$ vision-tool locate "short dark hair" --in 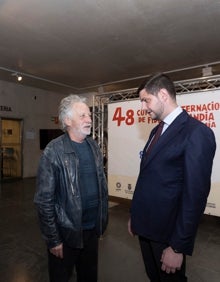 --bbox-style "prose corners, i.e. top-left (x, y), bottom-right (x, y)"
top-left (138, 73), bottom-right (176, 100)
top-left (137, 78), bottom-right (149, 95)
